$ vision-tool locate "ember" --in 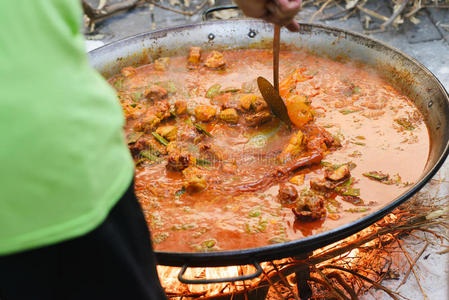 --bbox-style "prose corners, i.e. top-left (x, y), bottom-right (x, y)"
top-left (157, 183), bottom-right (449, 299)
